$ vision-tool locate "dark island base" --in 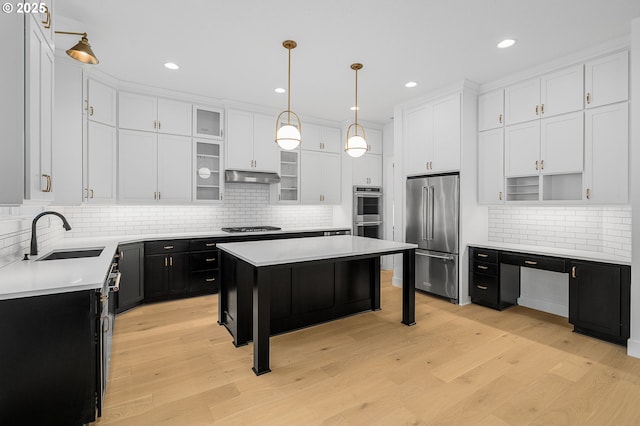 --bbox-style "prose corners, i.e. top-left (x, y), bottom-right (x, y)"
top-left (219, 254), bottom-right (381, 346)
